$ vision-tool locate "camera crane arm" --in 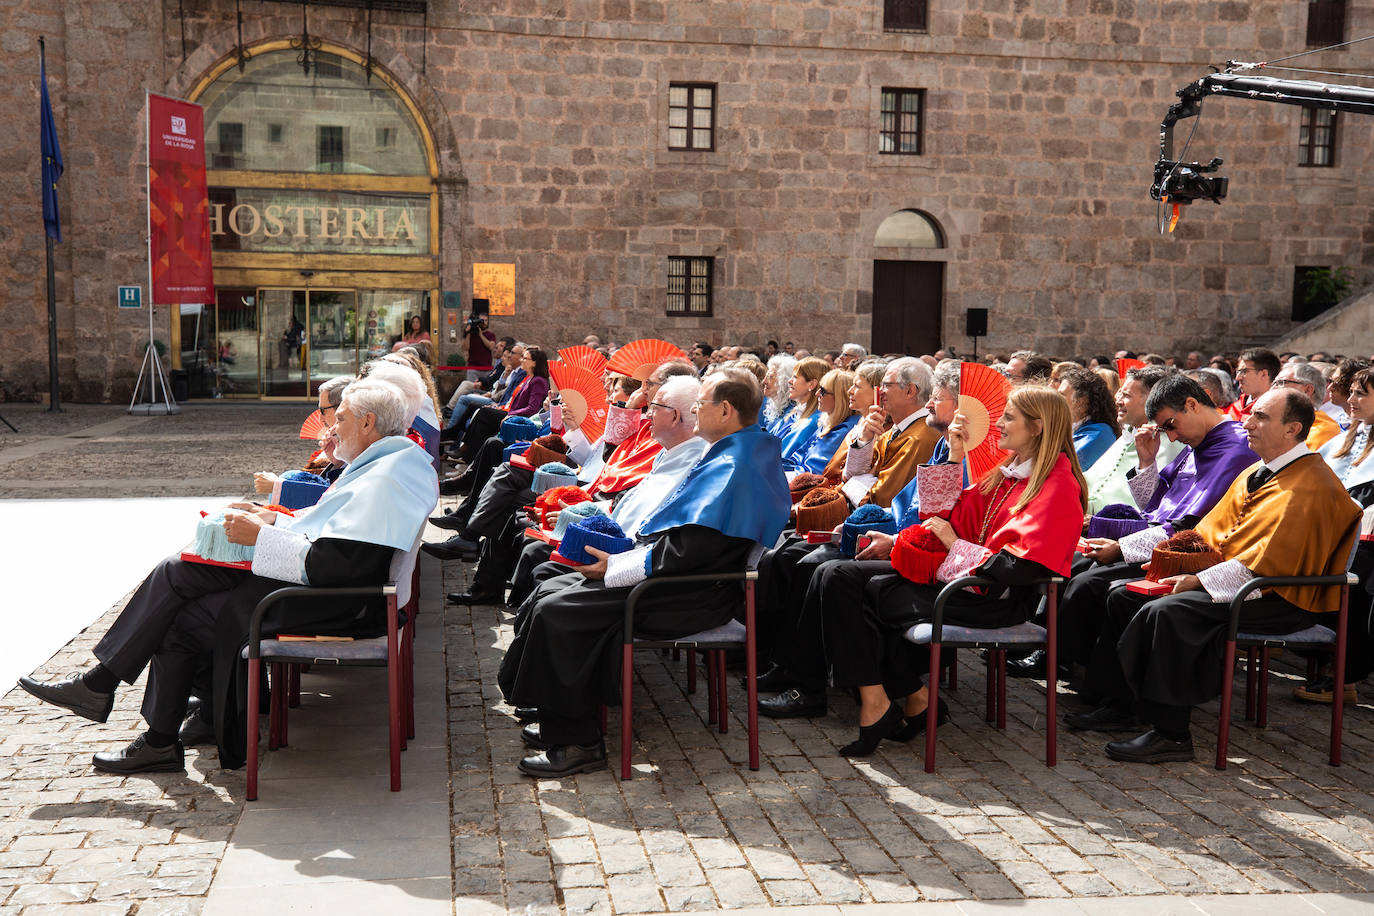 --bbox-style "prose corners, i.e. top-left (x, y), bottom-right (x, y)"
top-left (1152, 70), bottom-right (1374, 219)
